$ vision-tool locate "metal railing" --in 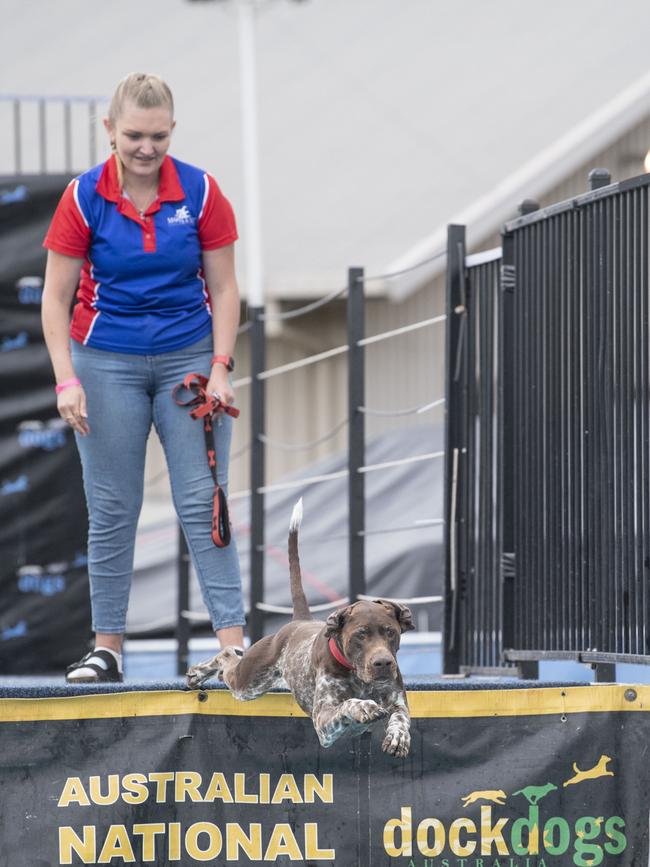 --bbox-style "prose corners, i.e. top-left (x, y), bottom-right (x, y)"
top-left (444, 169), bottom-right (650, 678)
top-left (444, 238), bottom-right (506, 674)
top-left (505, 171), bottom-right (650, 671)
top-left (0, 94), bottom-right (108, 175)
top-left (241, 266), bottom-right (447, 645)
